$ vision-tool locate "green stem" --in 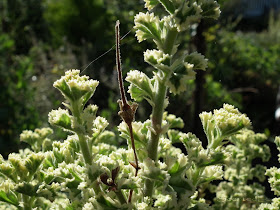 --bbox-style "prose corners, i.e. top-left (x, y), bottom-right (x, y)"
top-left (162, 28), bottom-right (178, 55)
top-left (77, 133), bottom-right (92, 165)
top-left (115, 190), bottom-right (127, 205)
top-left (192, 167), bottom-right (204, 187)
top-left (71, 101), bottom-right (92, 164)
top-left (72, 101), bottom-right (82, 124)
top-left (143, 28), bottom-right (178, 197)
top-left (22, 195), bottom-right (32, 210)
top-left (144, 80), bottom-right (167, 196)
